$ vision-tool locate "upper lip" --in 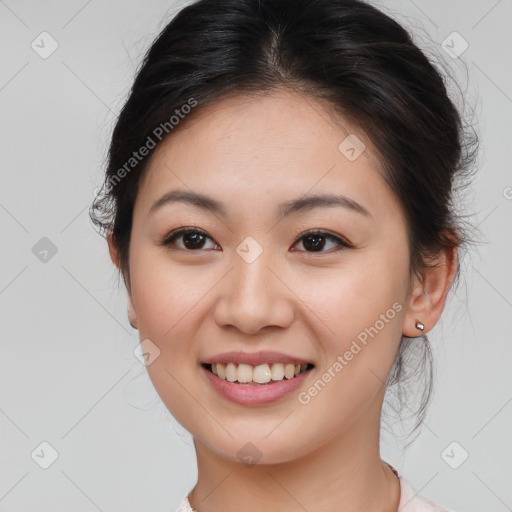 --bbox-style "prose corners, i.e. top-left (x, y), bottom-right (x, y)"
top-left (203, 351), bottom-right (314, 367)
